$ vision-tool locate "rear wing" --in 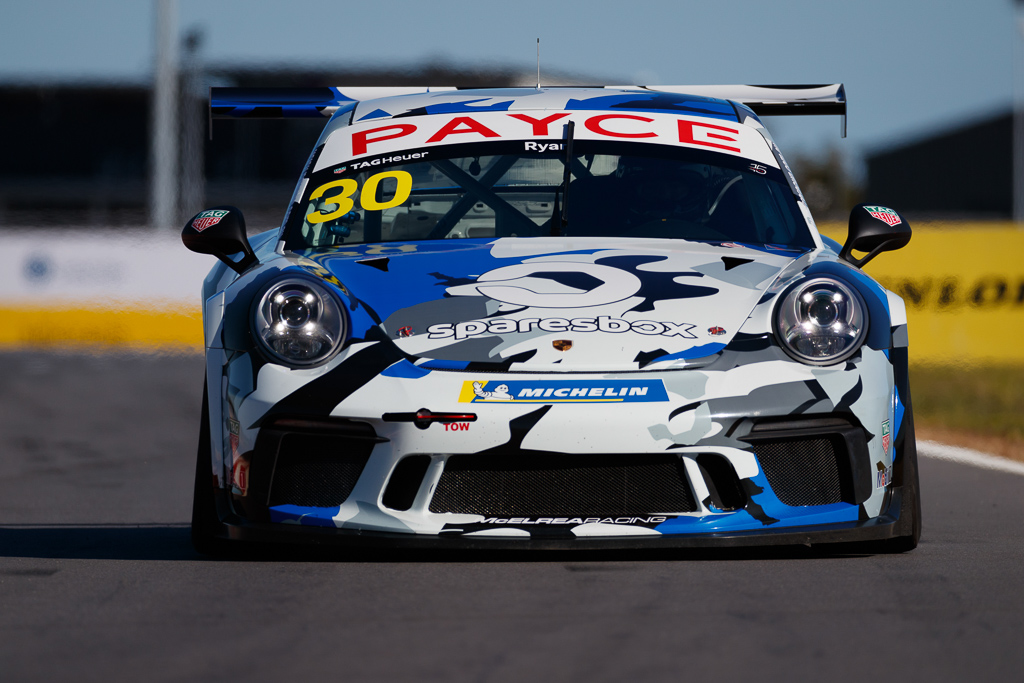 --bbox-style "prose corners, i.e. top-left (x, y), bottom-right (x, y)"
top-left (210, 83), bottom-right (847, 135)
